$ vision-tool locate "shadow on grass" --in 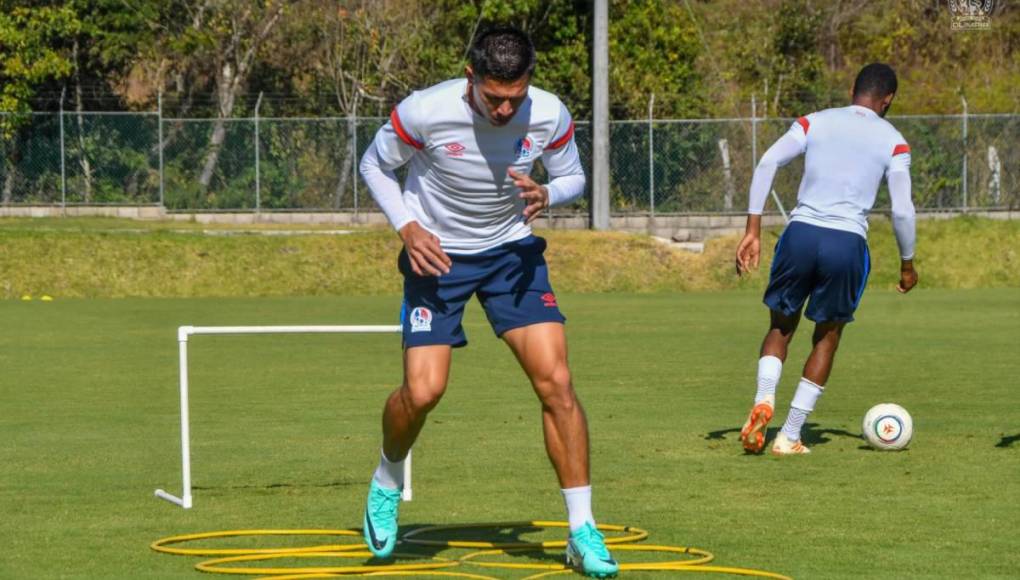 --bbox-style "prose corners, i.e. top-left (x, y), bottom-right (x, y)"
top-left (357, 522), bottom-right (567, 566)
top-left (185, 522), bottom-right (571, 571)
top-left (802, 424), bottom-right (860, 446)
top-left (191, 479), bottom-right (359, 491)
top-left (183, 488), bottom-right (569, 566)
top-left (995, 433), bottom-right (1020, 448)
top-left (705, 422), bottom-right (862, 451)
